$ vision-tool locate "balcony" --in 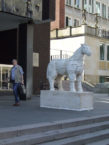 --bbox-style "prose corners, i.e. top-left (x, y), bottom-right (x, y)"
top-left (51, 25), bottom-right (109, 40)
